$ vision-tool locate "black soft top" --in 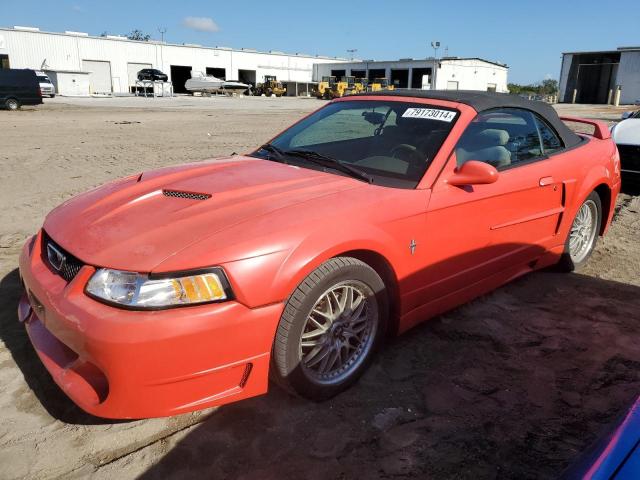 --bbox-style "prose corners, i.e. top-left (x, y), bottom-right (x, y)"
top-left (355, 90), bottom-right (582, 148)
